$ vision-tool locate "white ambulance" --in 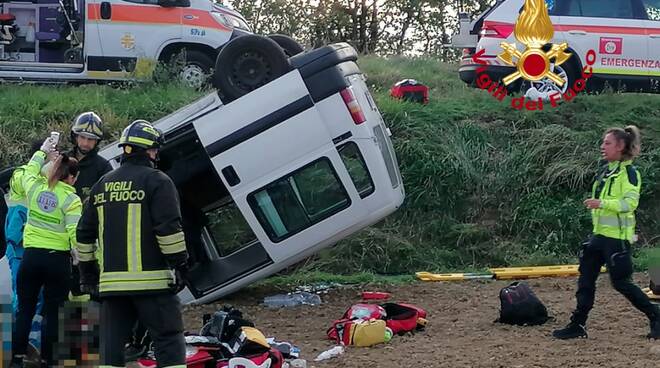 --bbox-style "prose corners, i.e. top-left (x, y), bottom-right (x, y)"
top-left (0, 0), bottom-right (302, 89)
top-left (451, 0), bottom-right (660, 95)
top-left (92, 43), bottom-right (405, 304)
